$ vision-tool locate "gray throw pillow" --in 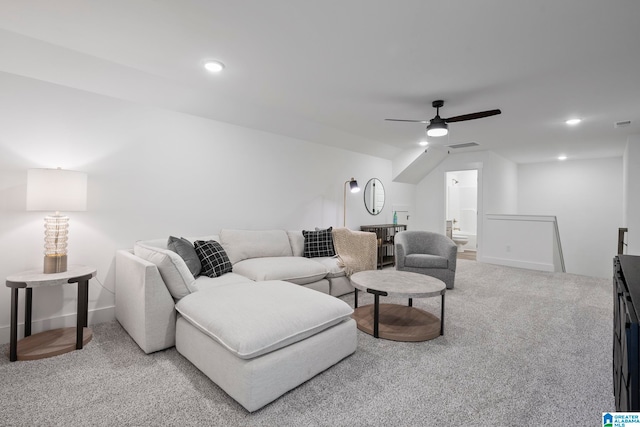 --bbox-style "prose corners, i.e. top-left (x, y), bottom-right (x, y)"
top-left (167, 236), bottom-right (202, 277)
